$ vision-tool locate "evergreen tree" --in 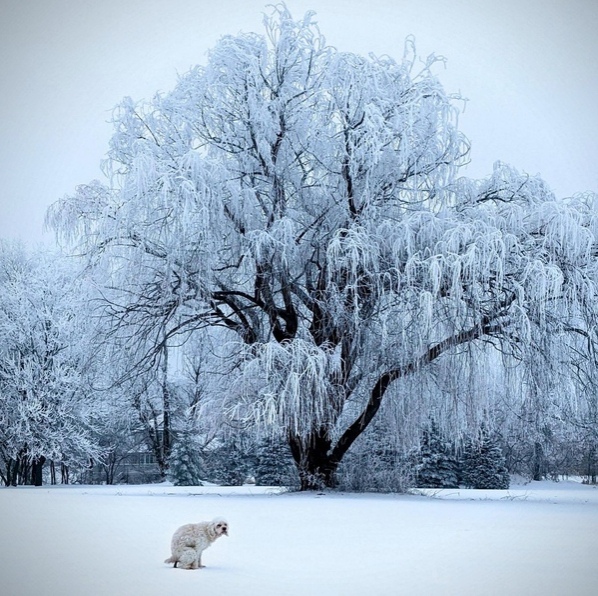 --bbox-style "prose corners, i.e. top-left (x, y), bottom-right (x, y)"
top-left (337, 417), bottom-right (413, 493)
top-left (204, 439), bottom-right (255, 486)
top-left (168, 433), bottom-right (204, 486)
top-left (415, 419), bottom-right (459, 488)
top-left (254, 437), bottom-right (297, 486)
top-left (461, 424), bottom-right (510, 489)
